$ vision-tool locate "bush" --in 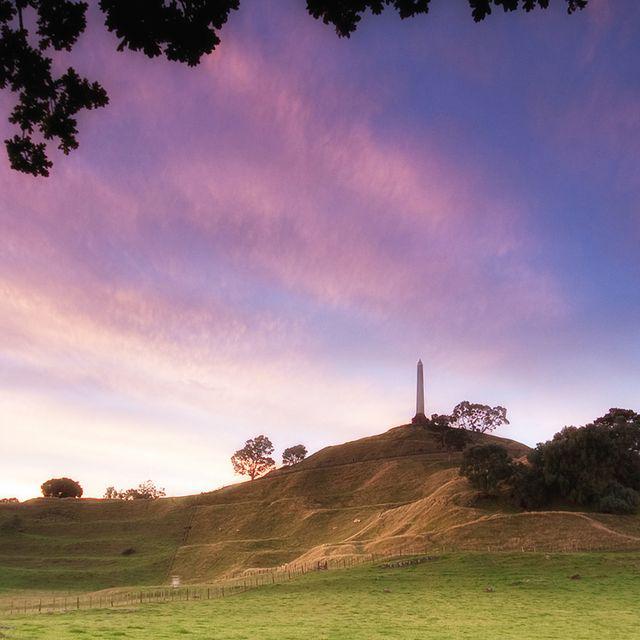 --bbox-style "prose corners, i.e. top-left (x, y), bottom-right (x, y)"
top-left (460, 444), bottom-right (513, 494)
top-left (597, 483), bottom-right (640, 515)
top-left (41, 477), bottom-right (83, 498)
top-left (508, 463), bottom-right (548, 509)
top-left (0, 497), bottom-right (19, 503)
top-left (442, 428), bottom-right (470, 452)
